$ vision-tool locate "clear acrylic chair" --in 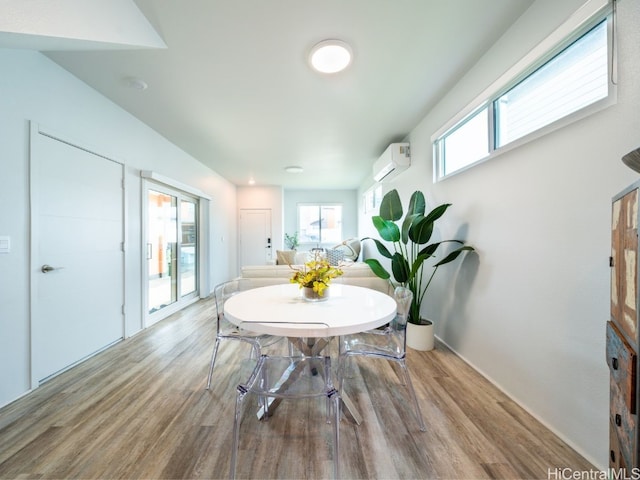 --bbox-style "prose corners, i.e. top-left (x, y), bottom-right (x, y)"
top-left (205, 279), bottom-right (283, 390)
top-left (230, 353), bottom-right (341, 479)
top-left (337, 286), bottom-right (426, 431)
